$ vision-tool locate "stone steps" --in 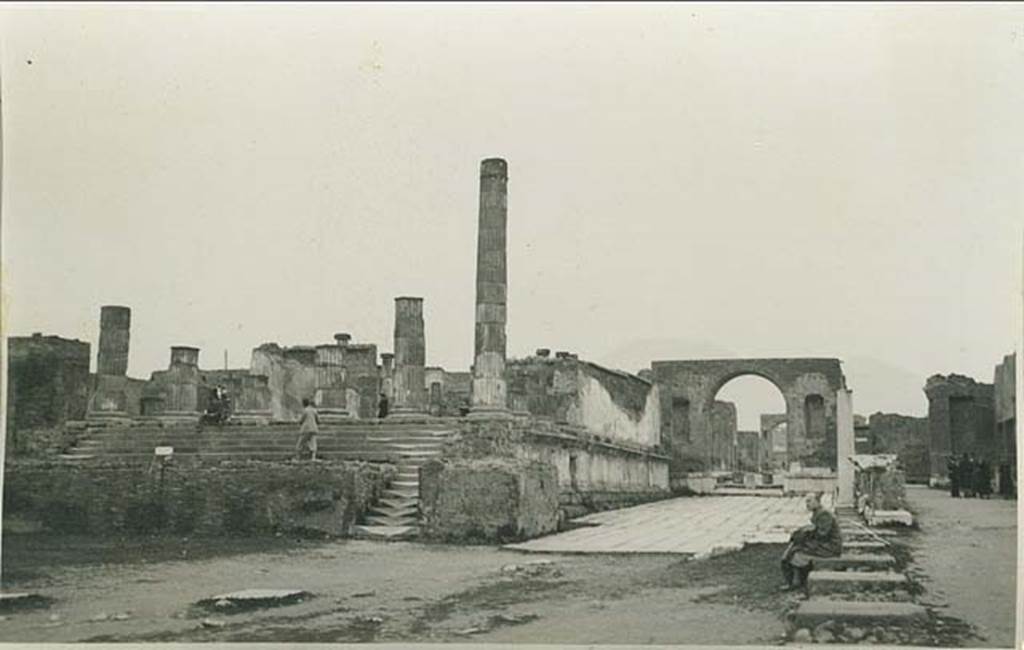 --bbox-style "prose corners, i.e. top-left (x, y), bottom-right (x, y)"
top-left (814, 553), bottom-right (896, 571)
top-left (351, 525), bottom-right (418, 541)
top-left (791, 599), bottom-right (928, 627)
